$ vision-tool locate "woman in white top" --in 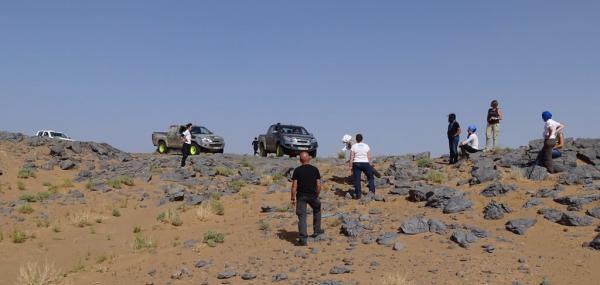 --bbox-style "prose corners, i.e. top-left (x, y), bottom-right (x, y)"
top-left (459, 125), bottom-right (480, 159)
top-left (348, 134), bottom-right (375, 199)
top-left (180, 123), bottom-right (193, 167)
top-left (540, 111), bottom-right (564, 173)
